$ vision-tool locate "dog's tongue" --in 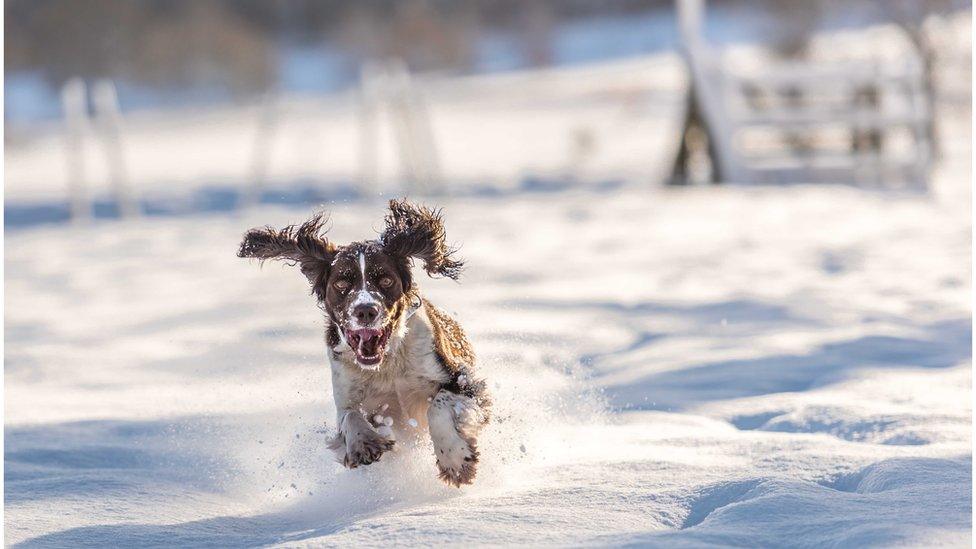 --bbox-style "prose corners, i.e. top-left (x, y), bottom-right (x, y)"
top-left (348, 328), bottom-right (383, 363)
